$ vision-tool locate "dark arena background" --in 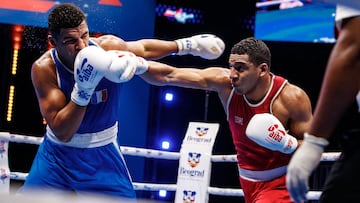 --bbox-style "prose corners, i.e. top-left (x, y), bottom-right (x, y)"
top-left (0, 0), bottom-right (342, 202)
